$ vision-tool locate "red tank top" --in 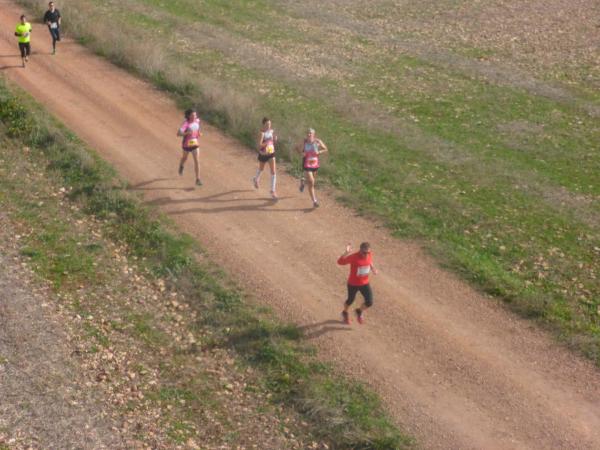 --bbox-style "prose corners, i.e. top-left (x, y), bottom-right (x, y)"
top-left (303, 140), bottom-right (319, 169)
